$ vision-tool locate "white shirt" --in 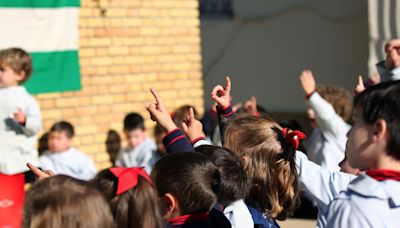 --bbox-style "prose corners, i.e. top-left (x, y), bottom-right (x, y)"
top-left (306, 92), bottom-right (351, 171)
top-left (223, 199), bottom-right (254, 228)
top-left (0, 86), bottom-right (41, 174)
top-left (326, 174), bottom-right (400, 228)
top-left (115, 137), bottom-right (158, 174)
top-left (296, 152), bottom-right (356, 227)
top-left (40, 147), bottom-right (97, 180)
